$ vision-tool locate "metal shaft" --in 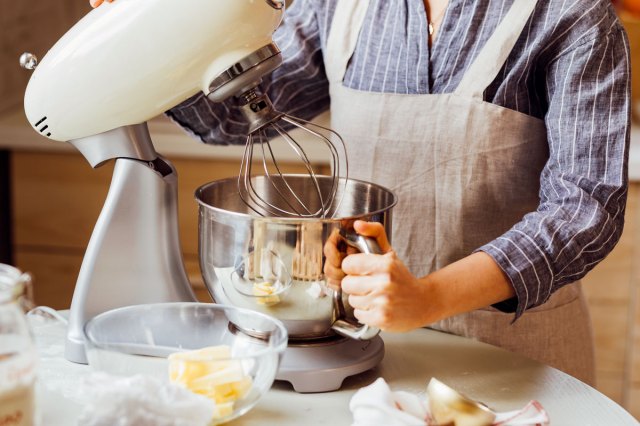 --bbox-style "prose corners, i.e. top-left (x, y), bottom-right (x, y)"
top-left (237, 91), bottom-right (348, 219)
